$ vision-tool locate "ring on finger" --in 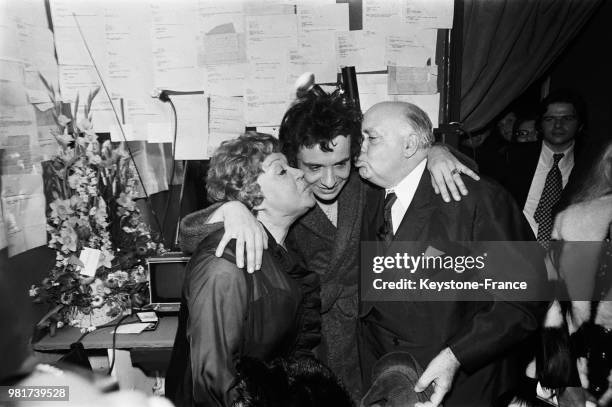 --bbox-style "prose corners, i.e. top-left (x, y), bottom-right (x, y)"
top-left (450, 168), bottom-right (461, 176)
